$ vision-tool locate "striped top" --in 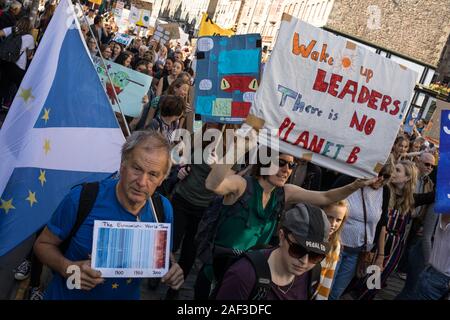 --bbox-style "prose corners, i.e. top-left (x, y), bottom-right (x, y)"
top-left (315, 242), bottom-right (341, 300)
